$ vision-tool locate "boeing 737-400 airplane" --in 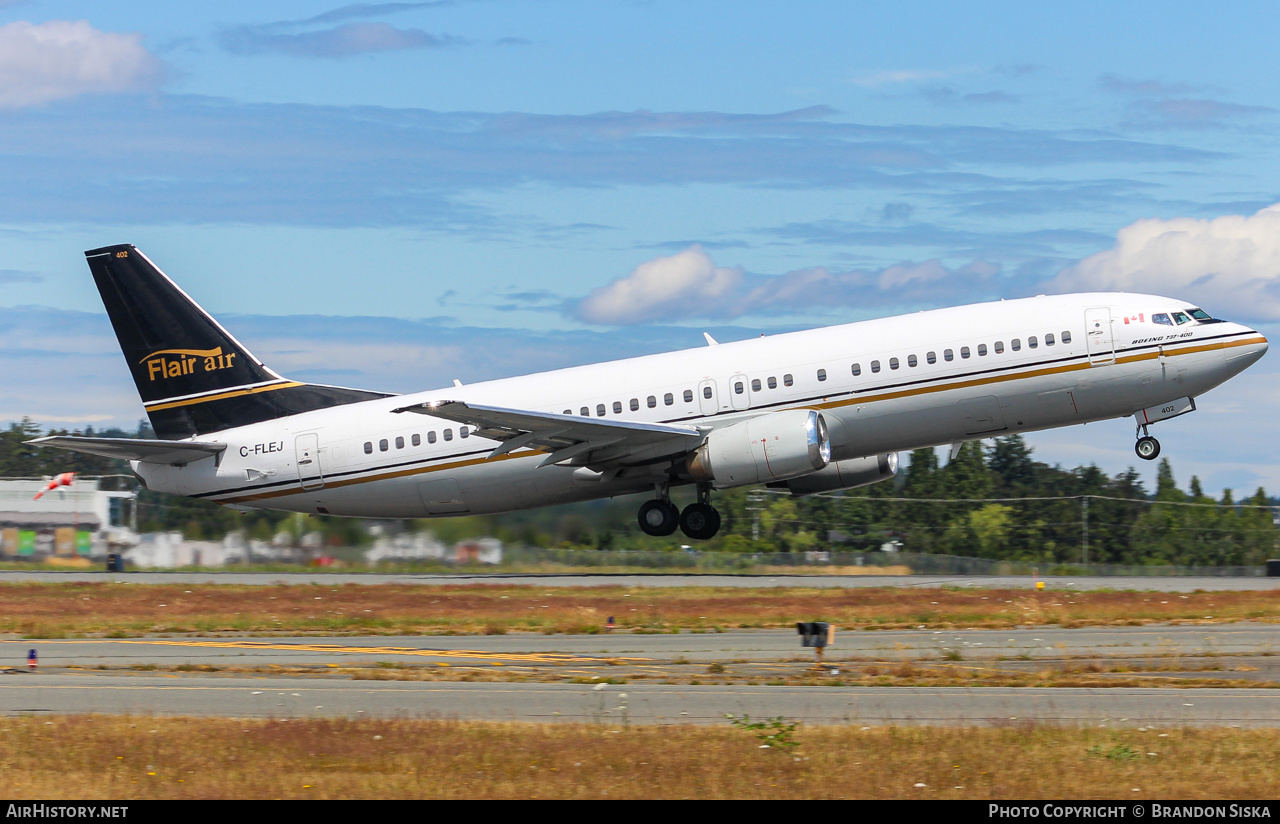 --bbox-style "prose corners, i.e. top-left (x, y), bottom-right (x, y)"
top-left (30, 245), bottom-right (1269, 540)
